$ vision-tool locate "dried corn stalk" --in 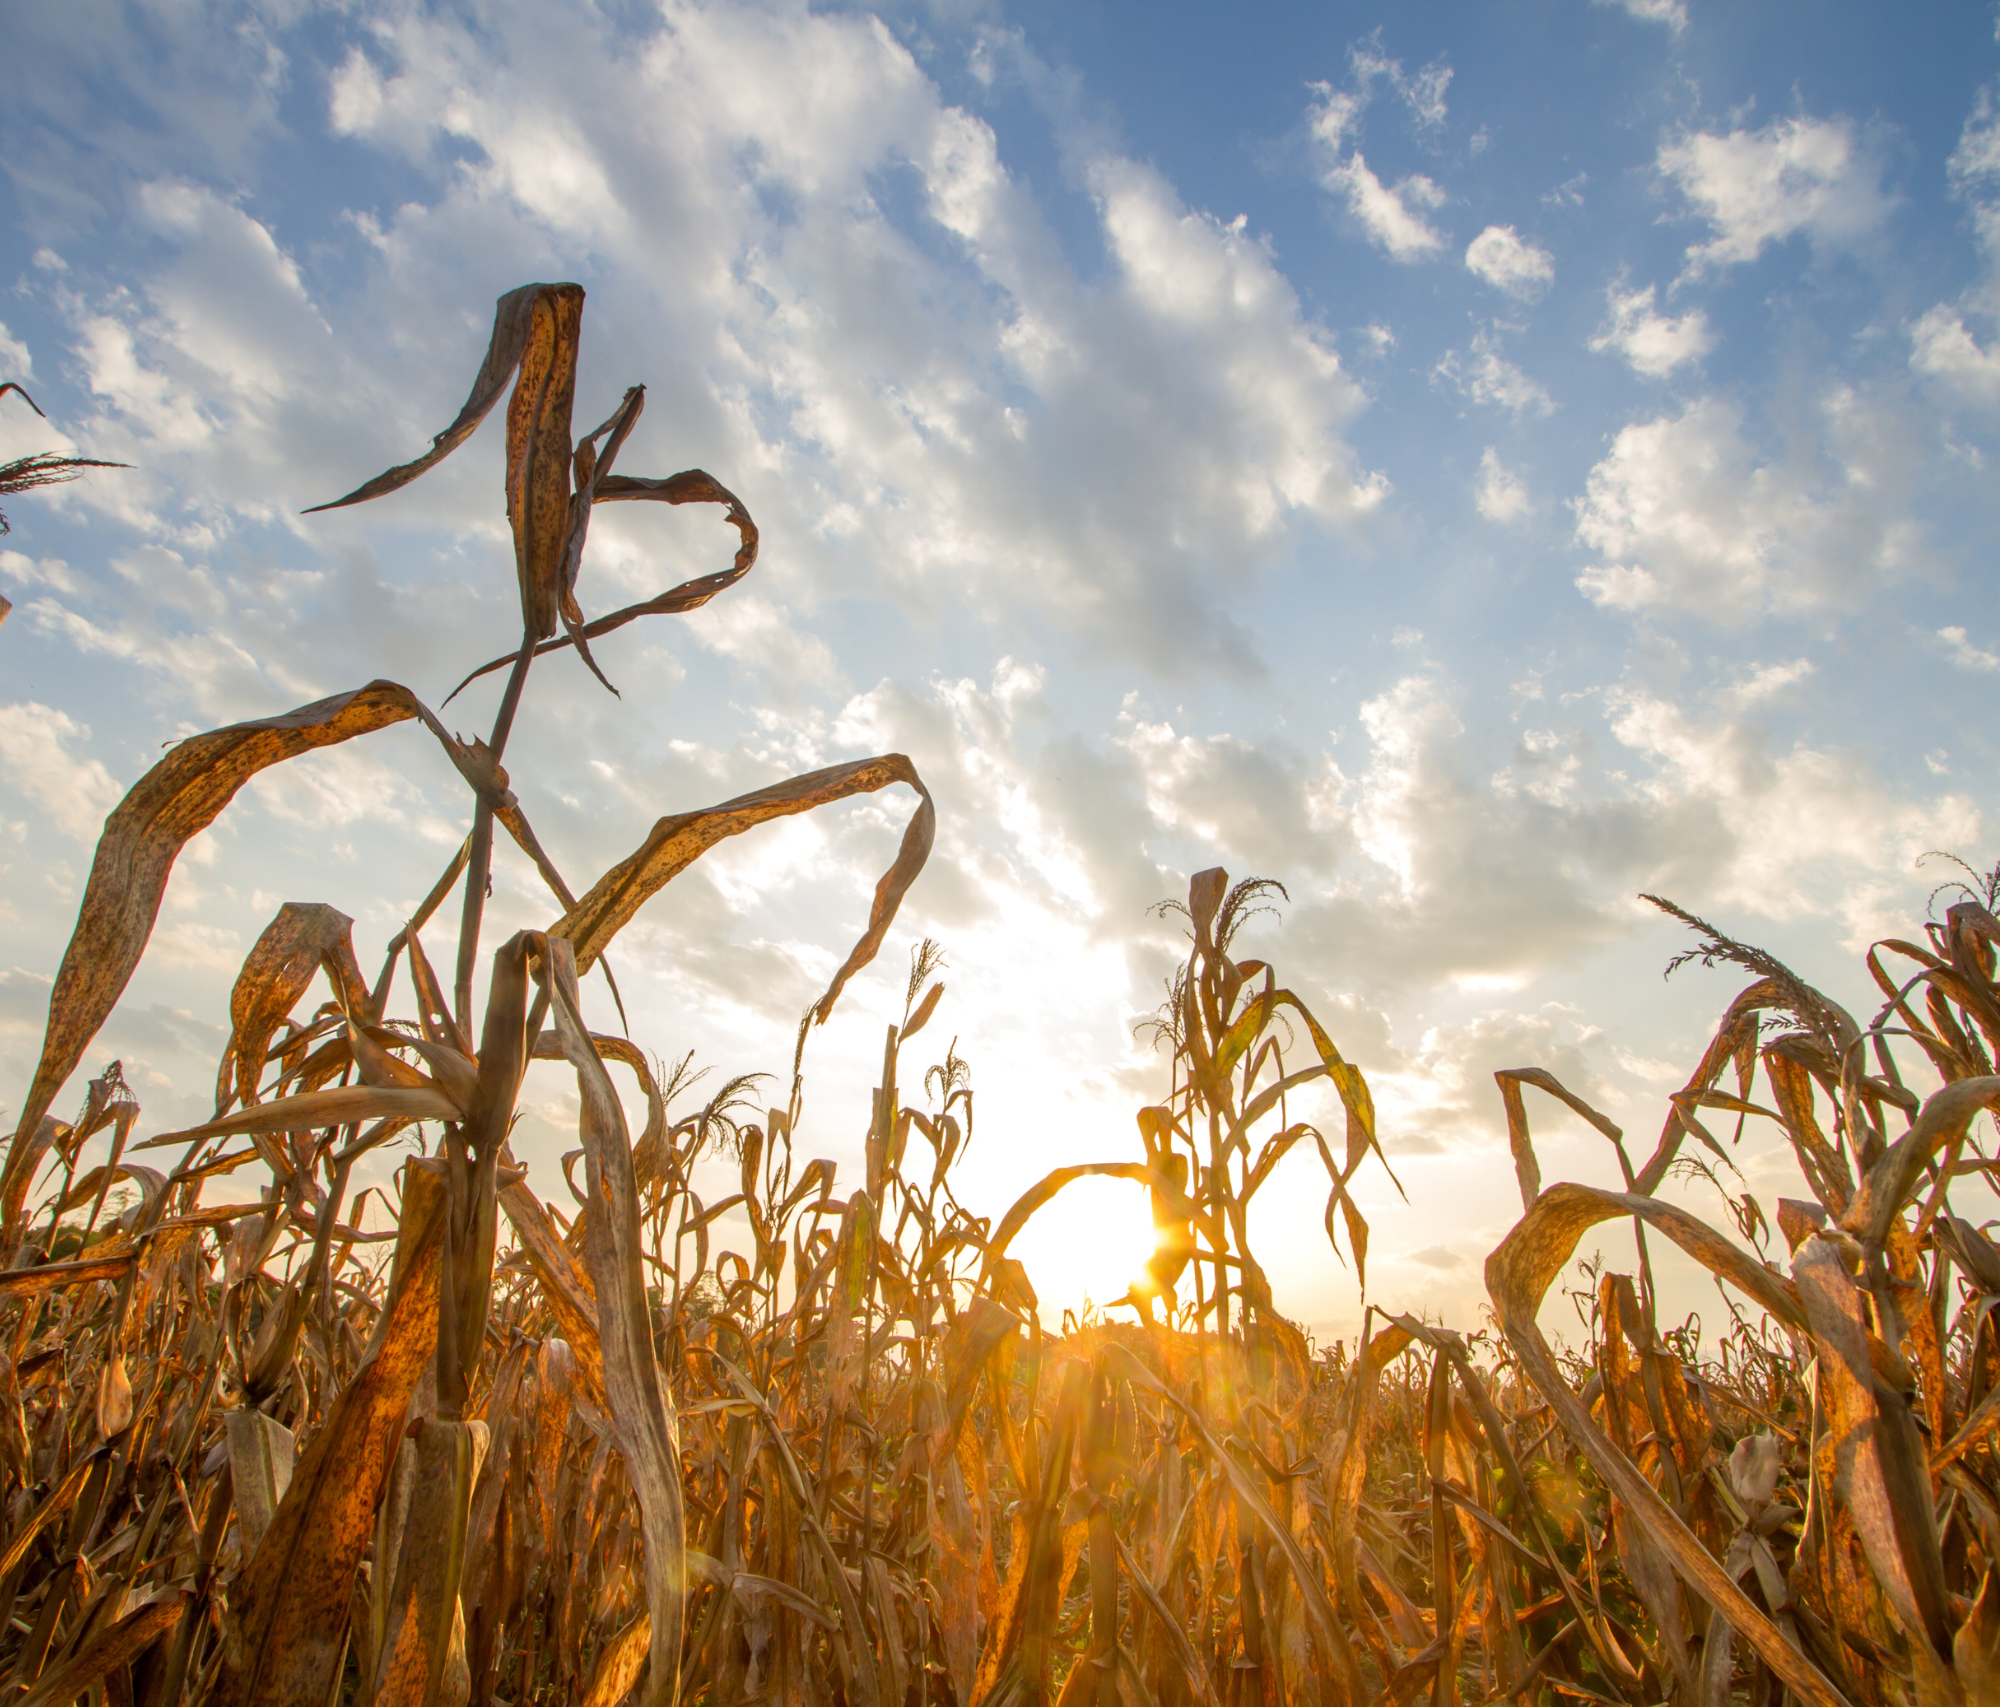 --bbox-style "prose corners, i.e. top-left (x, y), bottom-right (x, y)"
top-left (3, 287), bottom-right (2000, 1707)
